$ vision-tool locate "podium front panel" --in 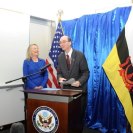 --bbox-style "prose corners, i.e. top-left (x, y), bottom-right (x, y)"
top-left (24, 89), bottom-right (82, 133)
